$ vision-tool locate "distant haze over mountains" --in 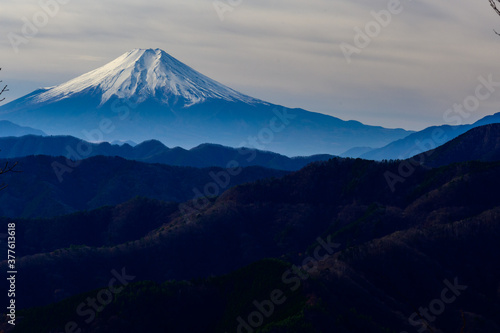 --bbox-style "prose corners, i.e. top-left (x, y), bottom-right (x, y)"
top-left (417, 123), bottom-right (500, 167)
top-left (357, 112), bottom-right (500, 160)
top-left (0, 48), bottom-right (412, 156)
top-left (0, 120), bottom-right (45, 137)
top-left (6, 123), bottom-right (500, 328)
top-left (0, 135), bottom-right (334, 171)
